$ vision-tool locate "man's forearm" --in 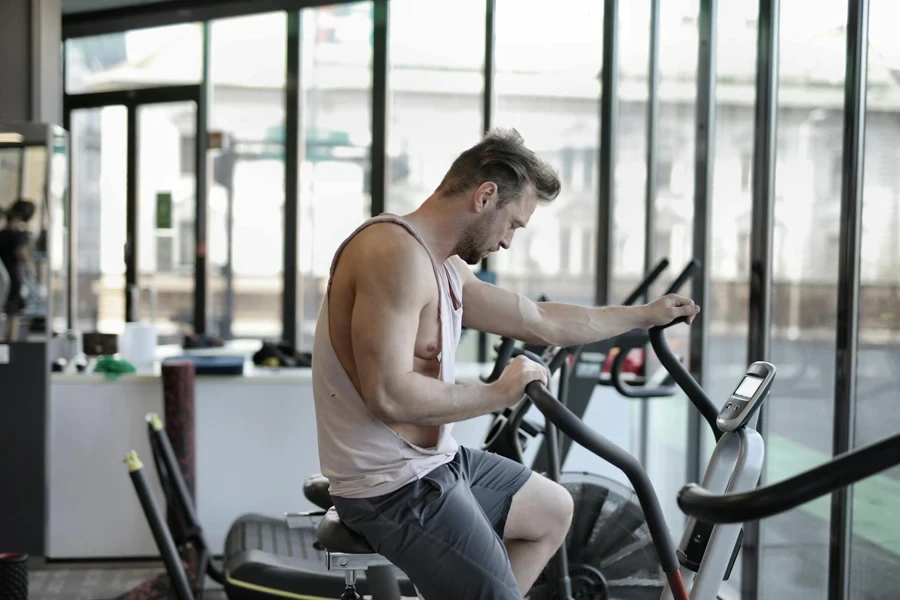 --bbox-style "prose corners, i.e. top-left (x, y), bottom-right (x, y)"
top-left (535, 302), bottom-right (650, 348)
top-left (381, 373), bottom-right (508, 426)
